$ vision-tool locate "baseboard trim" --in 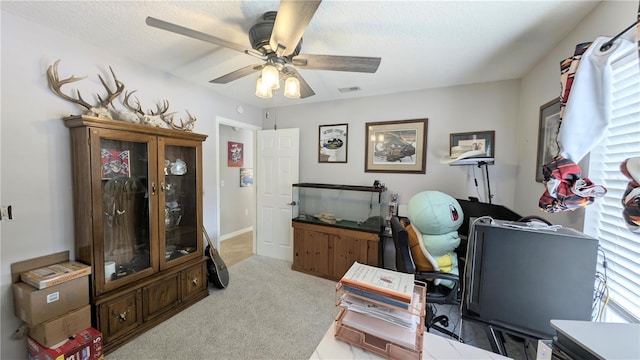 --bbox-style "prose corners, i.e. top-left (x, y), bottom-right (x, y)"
top-left (220, 226), bottom-right (253, 241)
